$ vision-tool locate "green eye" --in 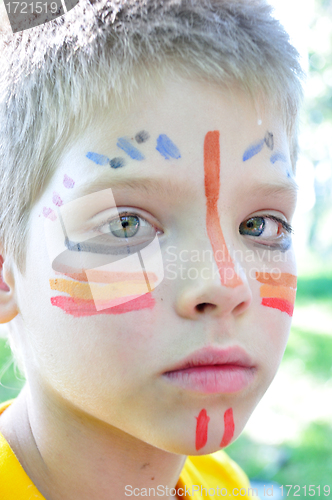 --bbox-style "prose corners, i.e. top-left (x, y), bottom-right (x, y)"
top-left (239, 217), bottom-right (265, 236)
top-left (108, 215), bottom-right (140, 238)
